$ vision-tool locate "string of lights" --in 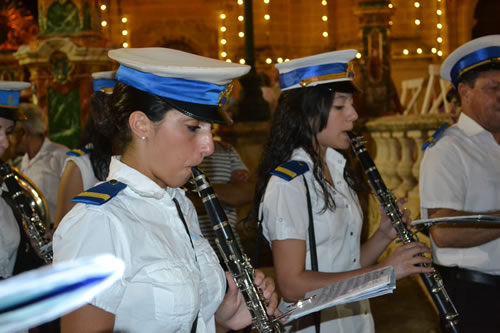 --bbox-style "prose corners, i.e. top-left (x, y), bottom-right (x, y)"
top-left (100, 0), bottom-right (129, 48)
